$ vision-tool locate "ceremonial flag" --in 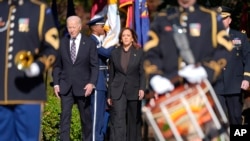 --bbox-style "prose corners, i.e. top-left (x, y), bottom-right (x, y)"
top-left (90, 0), bottom-right (120, 48)
top-left (119, 0), bottom-right (134, 28)
top-left (90, 0), bottom-right (107, 18)
top-left (102, 0), bottom-right (121, 48)
top-left (134, 0), bottom-right (149, 47)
